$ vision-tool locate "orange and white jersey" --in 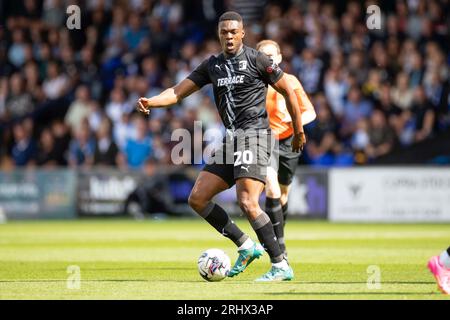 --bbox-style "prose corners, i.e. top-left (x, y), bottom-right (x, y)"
top-left (266, 73), bottom-right (315, 140)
